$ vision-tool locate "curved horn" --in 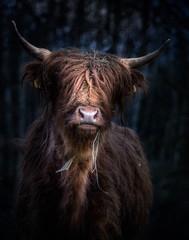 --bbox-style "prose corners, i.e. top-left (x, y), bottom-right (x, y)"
top-left (122, 39), bottom-right (171, 68)
top-left (12, 20), bottom-right (51, 61)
